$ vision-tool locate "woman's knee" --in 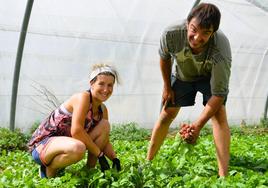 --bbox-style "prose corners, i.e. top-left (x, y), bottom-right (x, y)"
top-left (69, 140), bottom-right (86, 160)
top-left (88, 119), bottom-right (110, 144)
top-left (98, 119), bottom-right (110, 136)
